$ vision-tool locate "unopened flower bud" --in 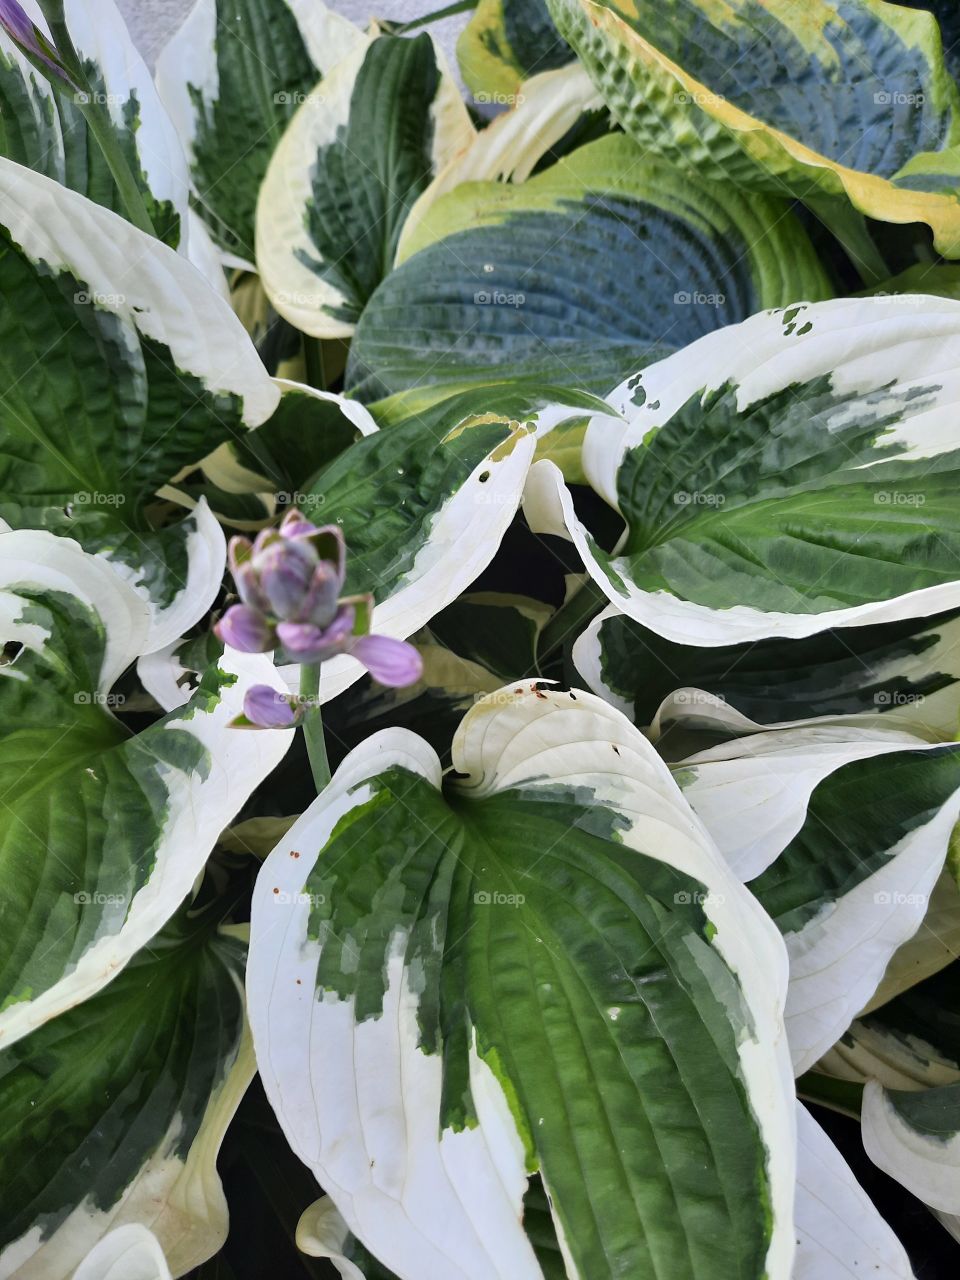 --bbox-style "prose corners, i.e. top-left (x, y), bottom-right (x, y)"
top-left (214, 604), bottom-right (275, 653)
